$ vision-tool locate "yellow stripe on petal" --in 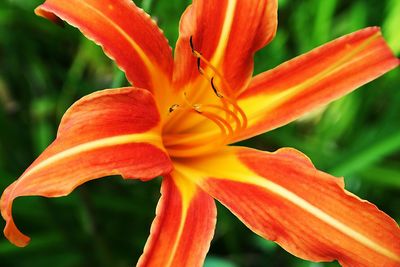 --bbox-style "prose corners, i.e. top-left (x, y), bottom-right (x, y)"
top-left (22, 132), bottom-right (163, 178)
top-left (80, 1), bottom-right (156, 74)
top-left (36, 0), bottom-right (174, 107)
top-left (236, 27), bottom-right (399, 141)
top-left (164, 172), bottom-right (197, 267)
top-left (173, 0), bottom-right (277, 95)
top-left (137, 174), bottom-right (216, 267)
top-left (1, 88), bottom-right (173, 248)
top-left (210, 0), bottom-right (237, 67)
top-left (250, 177), bottom-right (400, 262)
top-left (174, 146), bottom-right (400, 265)
top-left (239, 31), bottom-right (381, 129)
